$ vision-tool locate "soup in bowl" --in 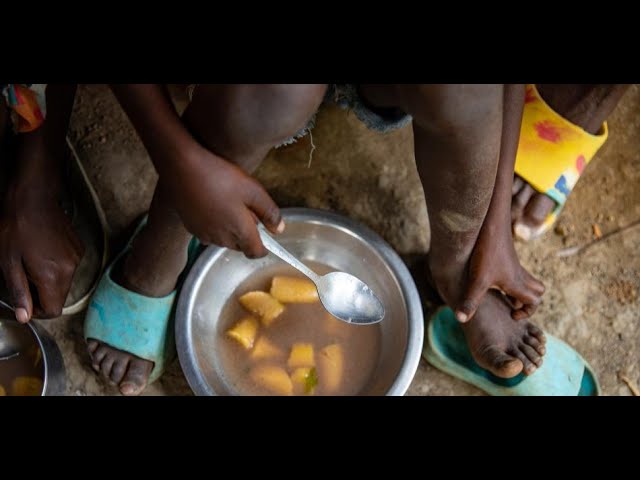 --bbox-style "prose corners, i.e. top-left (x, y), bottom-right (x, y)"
top-left (176, 208), bottom-right (423, 396)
